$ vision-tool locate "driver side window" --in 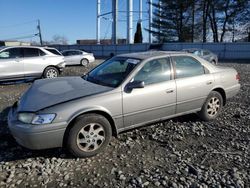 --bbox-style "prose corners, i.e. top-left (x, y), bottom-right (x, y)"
top-left (0, 48), bottom-right (23, 59)
top-left (133, 58), bottom-right (171, 85)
